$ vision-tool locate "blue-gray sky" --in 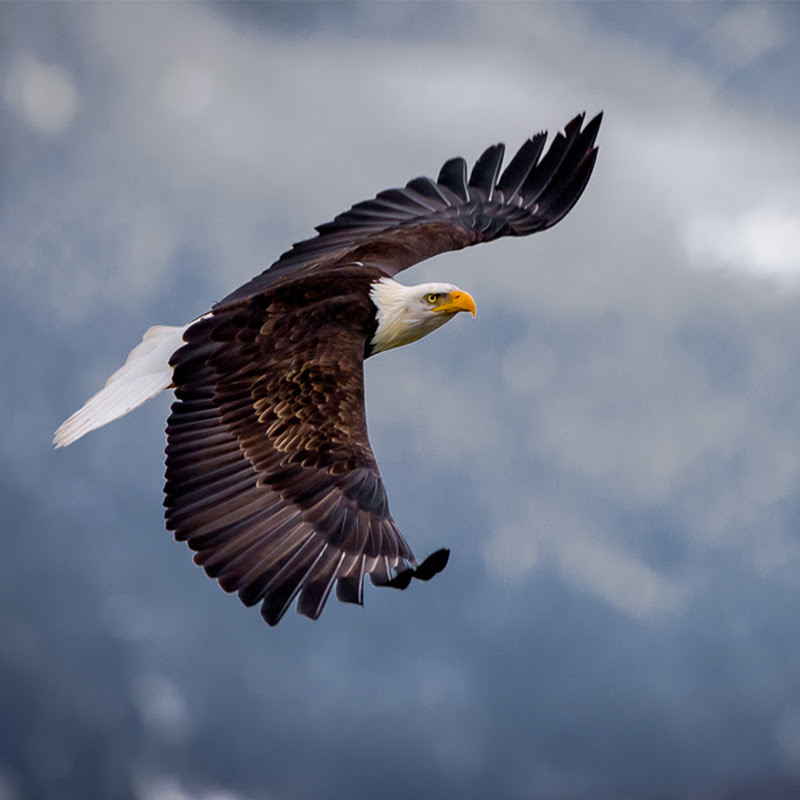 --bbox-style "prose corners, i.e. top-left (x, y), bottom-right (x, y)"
top-left (2, 3), bottom-right (800, 799)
